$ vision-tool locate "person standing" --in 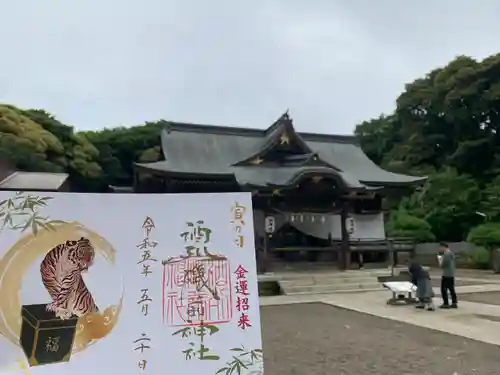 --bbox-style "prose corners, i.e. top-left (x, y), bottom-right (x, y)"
top-left (408, 257), bottom-right (435, 311)
top-left (438, 242), bottom-right (457, 308)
